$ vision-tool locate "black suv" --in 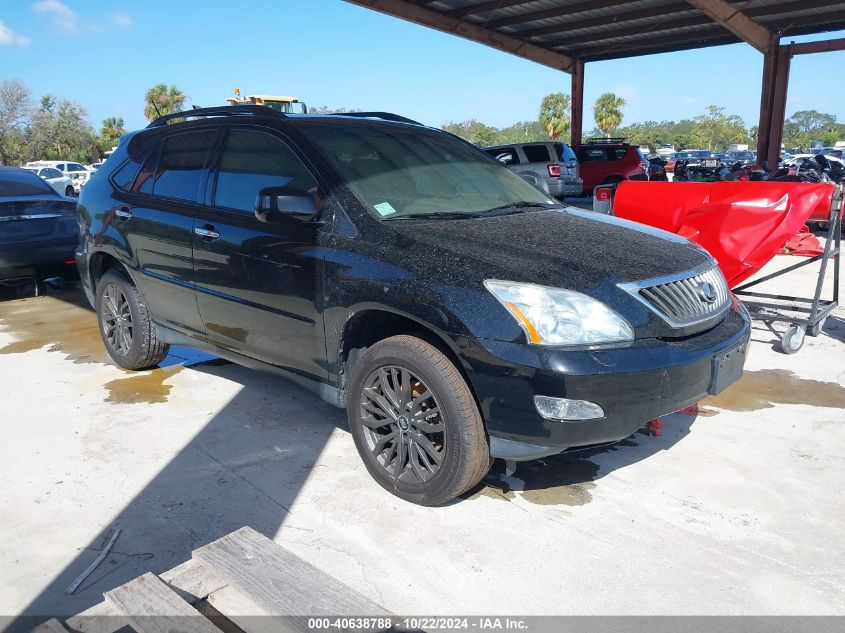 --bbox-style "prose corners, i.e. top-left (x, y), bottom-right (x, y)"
top-left (77, 106), bottom-right (750, 505)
